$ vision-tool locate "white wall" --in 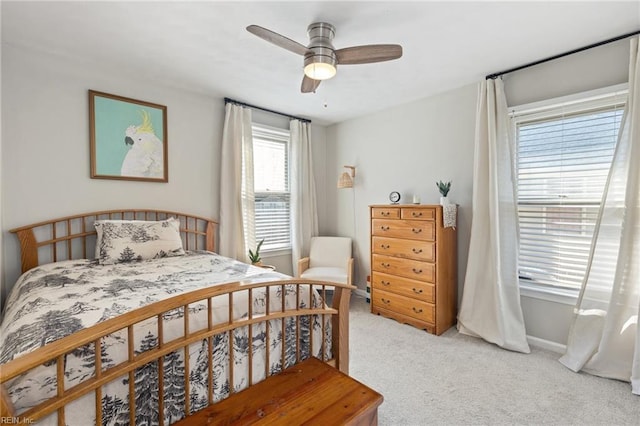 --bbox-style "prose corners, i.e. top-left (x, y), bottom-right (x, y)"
top-left (0, 15), bottom-right (3, 306)
top-left (0, 45), bottom-right (327, 302)
top-left (0, 5), bottom-right (3, 310)
top-left (0, 45), bottom-right (221, 303)
top-left (325, 83), bottom-right (477, 298)
top-left (504, 38), bottom-right (629, 106)
top-left (324, 38), bottom-right (631, 346)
